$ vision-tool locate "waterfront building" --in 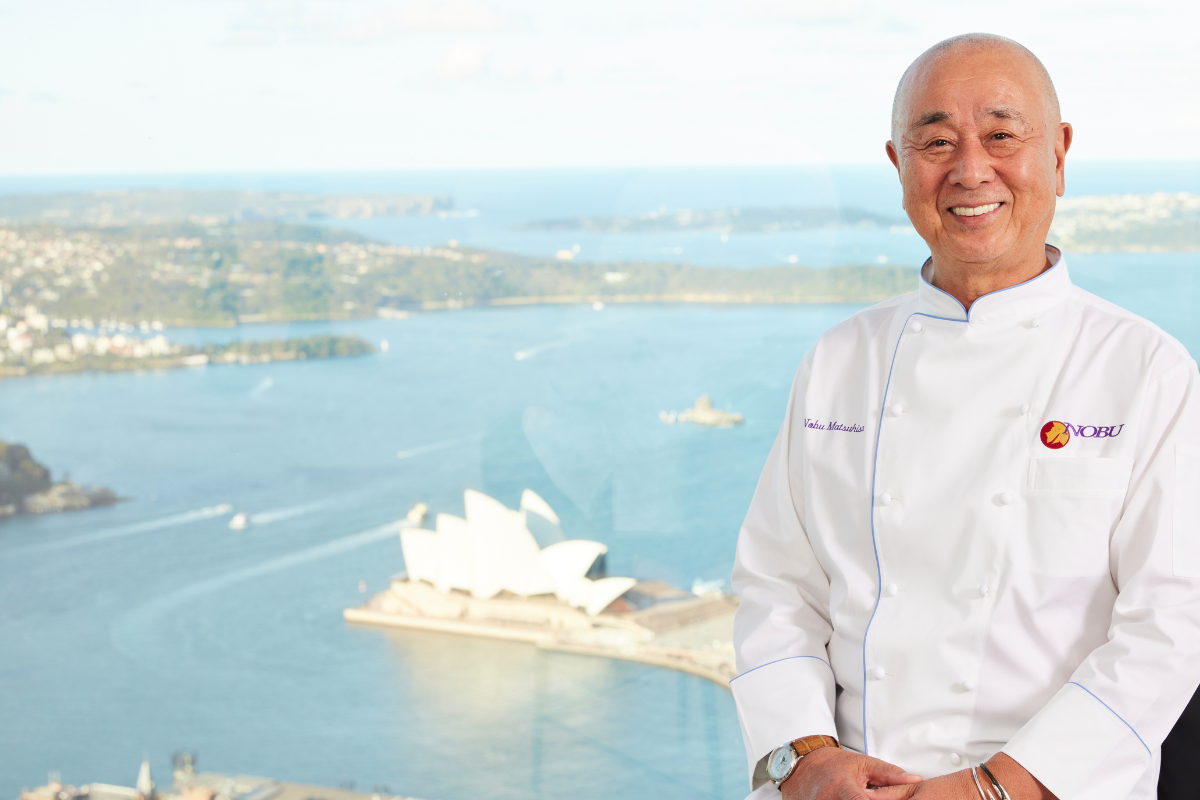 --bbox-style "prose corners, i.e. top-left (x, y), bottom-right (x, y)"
top-left (399, 489), bottom-right (636, 616)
